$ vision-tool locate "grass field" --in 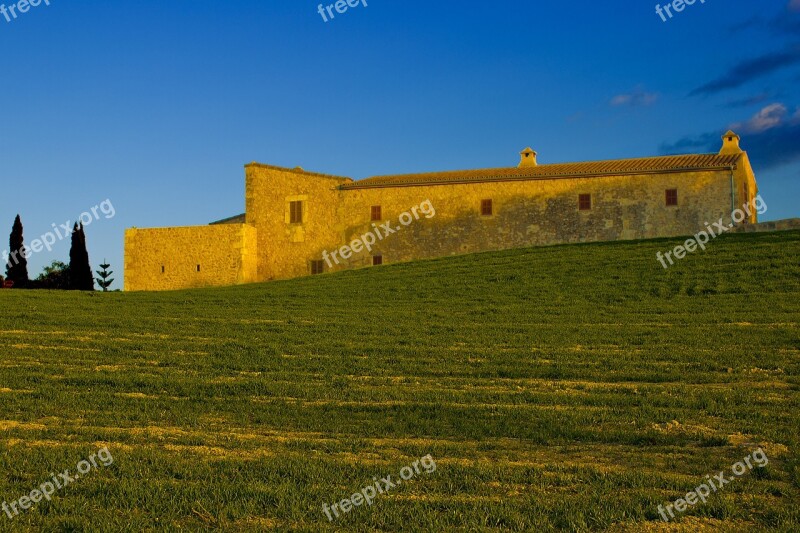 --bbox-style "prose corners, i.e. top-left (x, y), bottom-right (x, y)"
top-left (0, 230), bottom-right (798, 532)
